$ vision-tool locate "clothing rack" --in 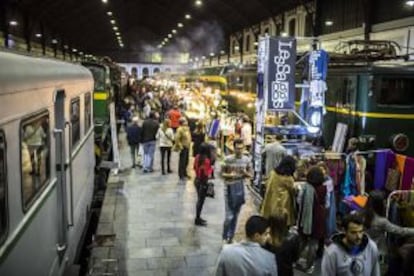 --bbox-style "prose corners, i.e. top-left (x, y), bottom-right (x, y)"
top-left (300, 152), bottom-right (347, 159)
top-left (354, 149), bottom-right (392, 156)
top-left (385, 190), bottom-right (414, 240)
